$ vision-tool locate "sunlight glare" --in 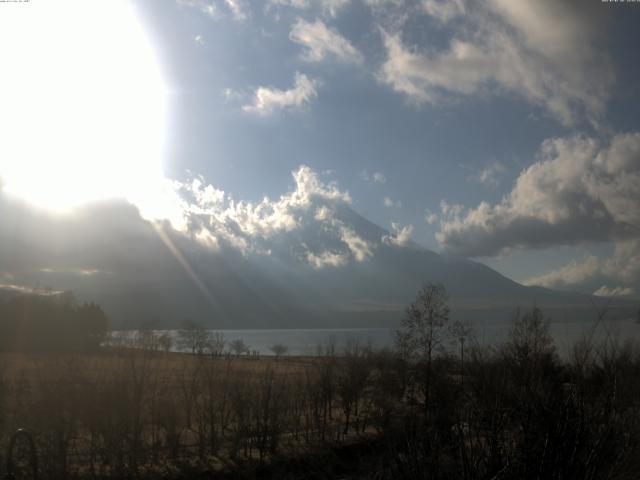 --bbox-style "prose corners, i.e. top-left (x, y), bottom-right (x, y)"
top-left (0, 0), bottom-right (175, 221)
